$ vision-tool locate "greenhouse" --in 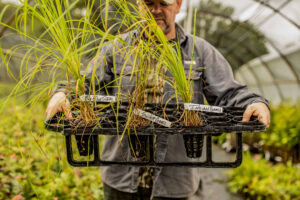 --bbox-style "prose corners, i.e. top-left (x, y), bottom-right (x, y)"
top-left (178, 0), bottom-right (300, 105)
top-left (0, 0), bottom-right (299, 199)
